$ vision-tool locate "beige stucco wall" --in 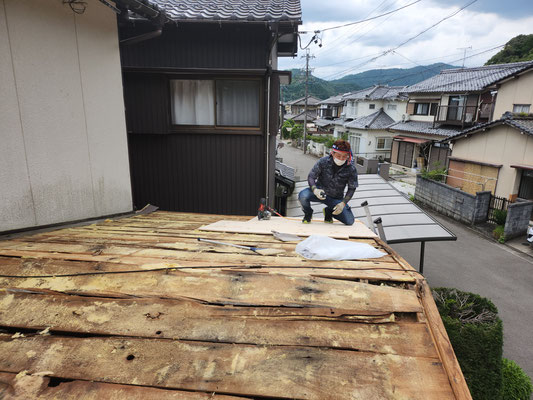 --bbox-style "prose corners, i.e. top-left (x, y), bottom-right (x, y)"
top-left (450, 125), bottom-right (533, 198)
top-left (493, 70), bottom-right (533, 119)
top-left (0, 0), bottom-right (132, 232)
